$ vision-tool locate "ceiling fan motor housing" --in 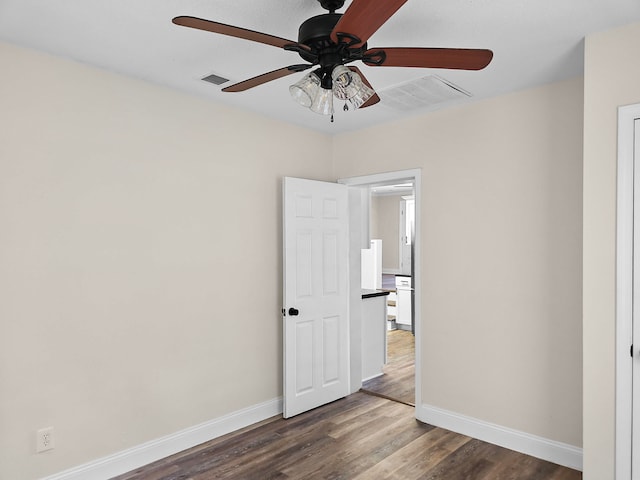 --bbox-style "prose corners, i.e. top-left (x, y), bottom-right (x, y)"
top-left (297, 14), bottom-right (367, 65)
top-left (298, 14), bottom-right (341, 58)
top-left (318, 0), bottom-right (345, 13)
